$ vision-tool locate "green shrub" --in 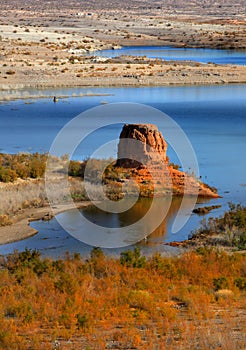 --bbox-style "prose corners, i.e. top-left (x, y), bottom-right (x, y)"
top-left (234, 277), bottom-right (246, 291)
top-left (213, 276), bottom-right (229, 291)
top-left (120, 248), bottom-right (146, 268)
top-left (68, 160), bottom-right (83, 177)
top-left (76, 313), bottom-right (89, 330)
